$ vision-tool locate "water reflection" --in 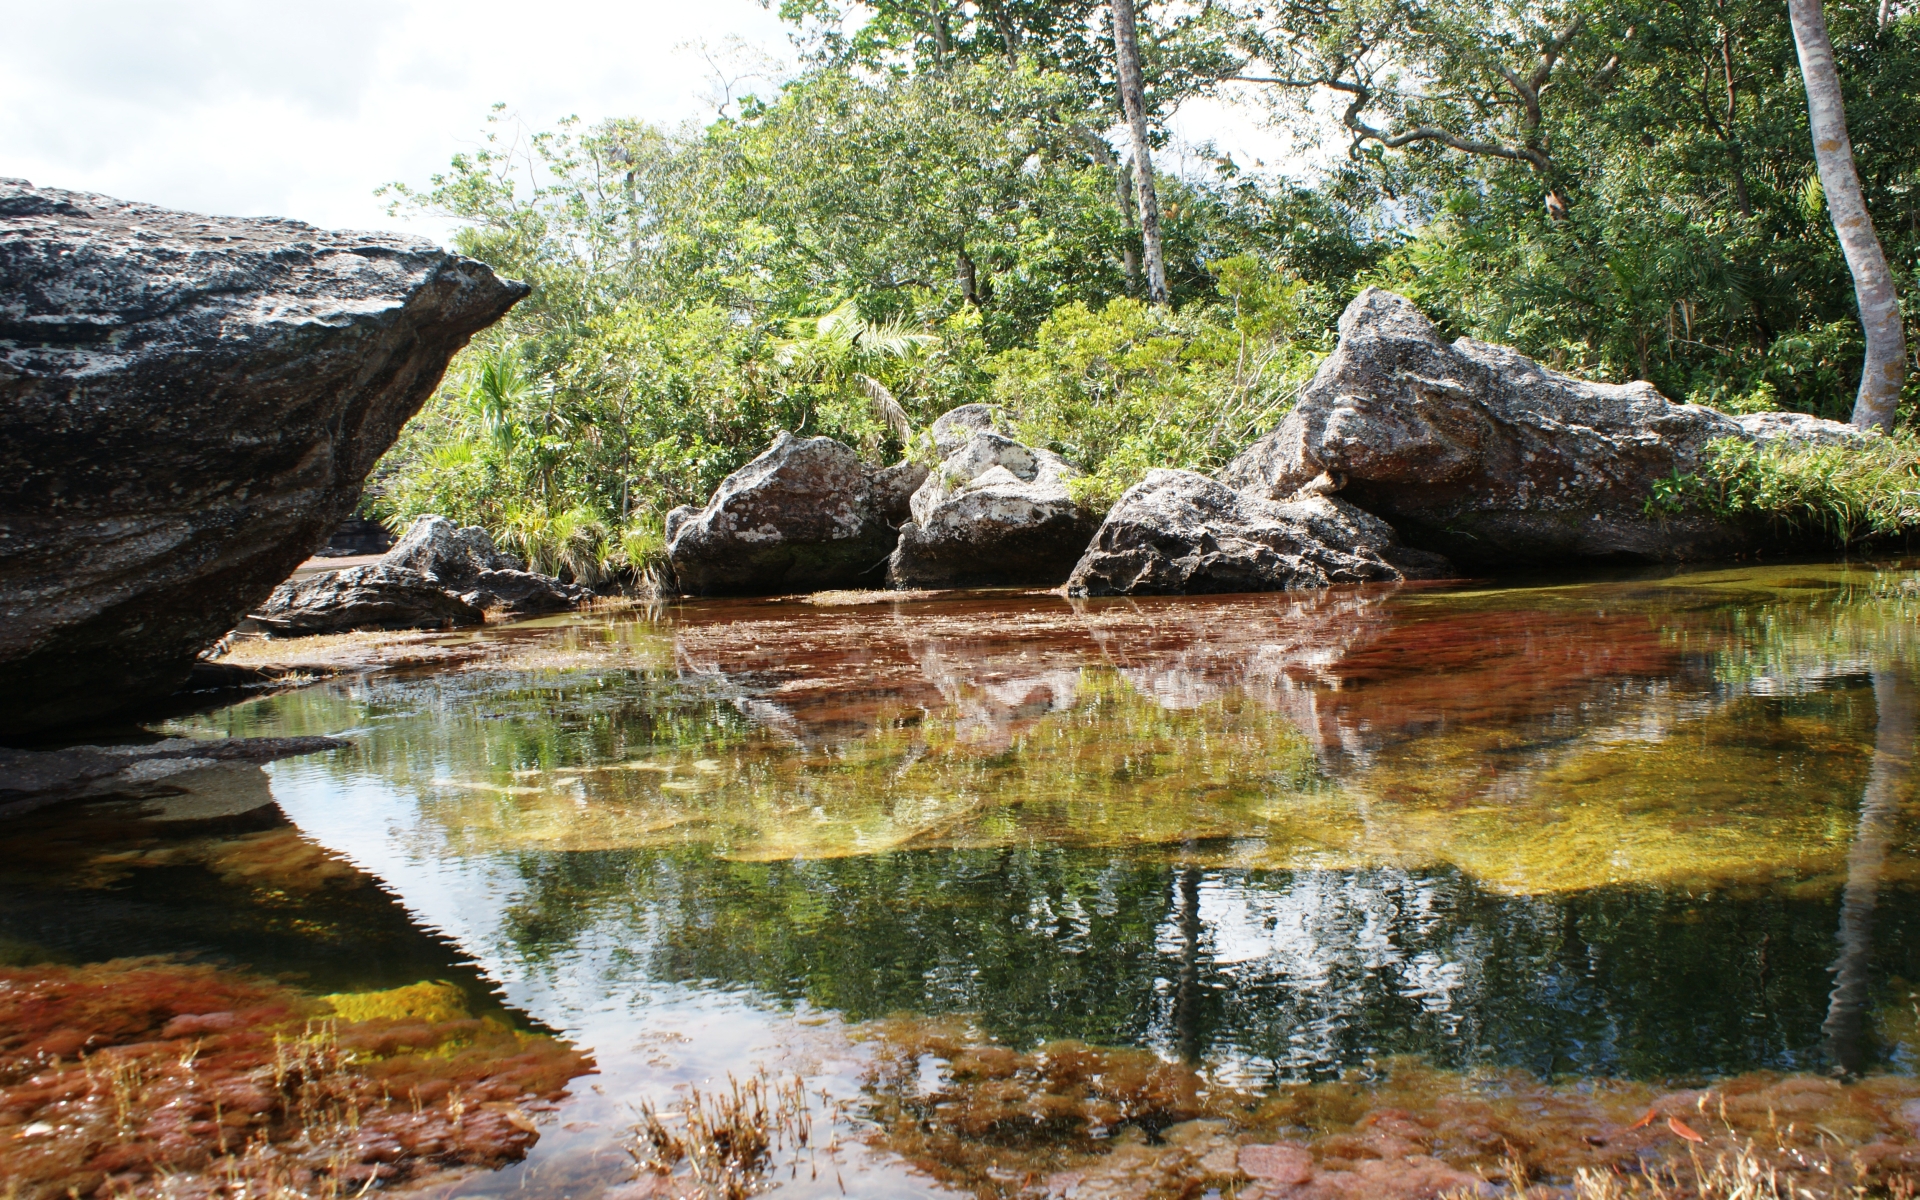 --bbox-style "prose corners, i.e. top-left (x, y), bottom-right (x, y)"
top-left (163, 562), bottom-right (1920, 1090)
top-left (1826, 669), bottom-right (1917, 1074)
